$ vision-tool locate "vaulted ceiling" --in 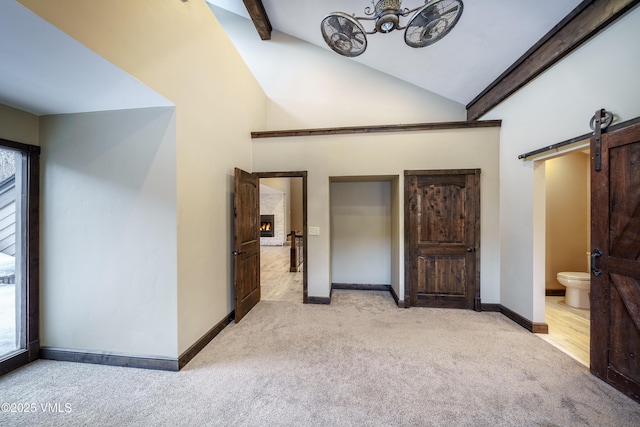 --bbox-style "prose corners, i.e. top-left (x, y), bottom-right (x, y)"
top-left (1, 1), bottom-right (635, 118)
top-left (209, 0), bottom-right (582, 106)
top-left (209, 1), bottom-right (638, 120)
top-left (0, 1), bottom-right (172, 116)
